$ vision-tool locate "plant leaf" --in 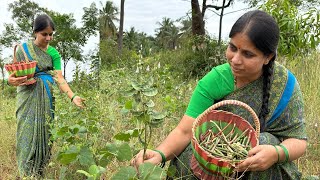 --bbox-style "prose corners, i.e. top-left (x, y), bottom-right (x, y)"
top-left (122, 88), bottom-right (136, 97)
top-left (116, 142), bottom-right (132, 161)
top-left (79, 146), bottom-right (96, 167)
top-left (151, 111), bottom-right (166, 120)
top-left (131, 81), bottom-right (142, 91)
top-left (114, 129), bottom-right (139, 141)
top-left (139, 162), bottom-right (167, 180)
top-left (145, 100), bottom-right (155, 108)
top-left (77, 170), bottom-right (93, 178)
top-left (88, 165), bottom-right (106, 176)
top-left (111, 166), bottom-right (137, 180)
top-left (142, 88), bottom-right (158, 96)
